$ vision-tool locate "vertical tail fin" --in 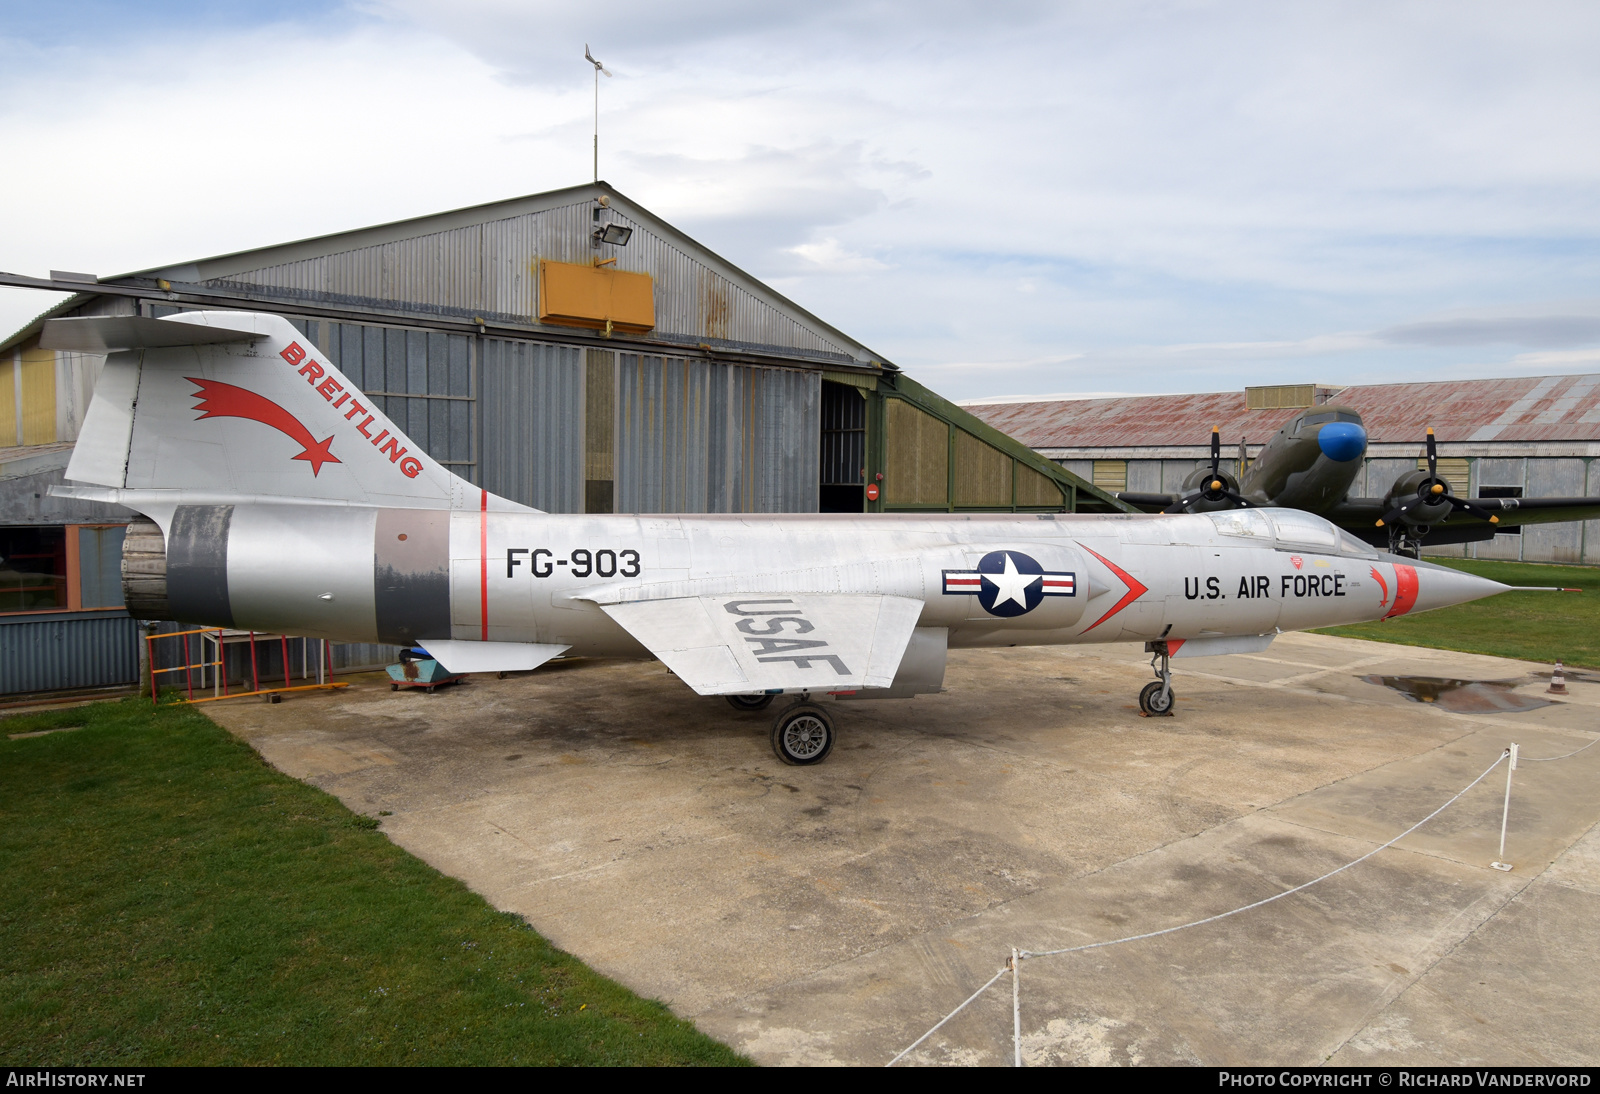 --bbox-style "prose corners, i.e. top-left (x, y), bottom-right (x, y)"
top-left (48, 311), bottom-right (527, 512)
